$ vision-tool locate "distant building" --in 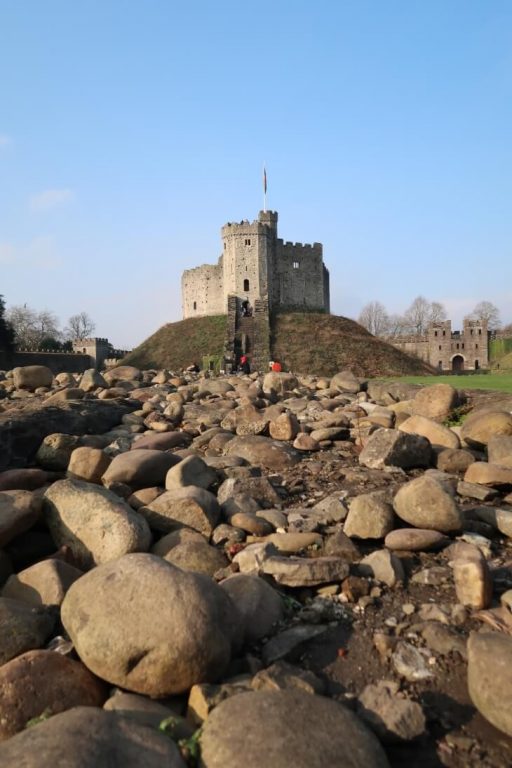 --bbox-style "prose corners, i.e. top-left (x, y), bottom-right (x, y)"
top-left (390, 318), bottom-right (489, 371)
top-left (181, 210), bottom-right (330, 318)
